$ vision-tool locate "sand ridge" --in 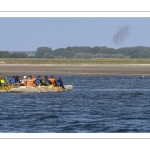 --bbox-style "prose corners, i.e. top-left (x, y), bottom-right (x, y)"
top-left (0, 64), bottom-right (150, 76)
